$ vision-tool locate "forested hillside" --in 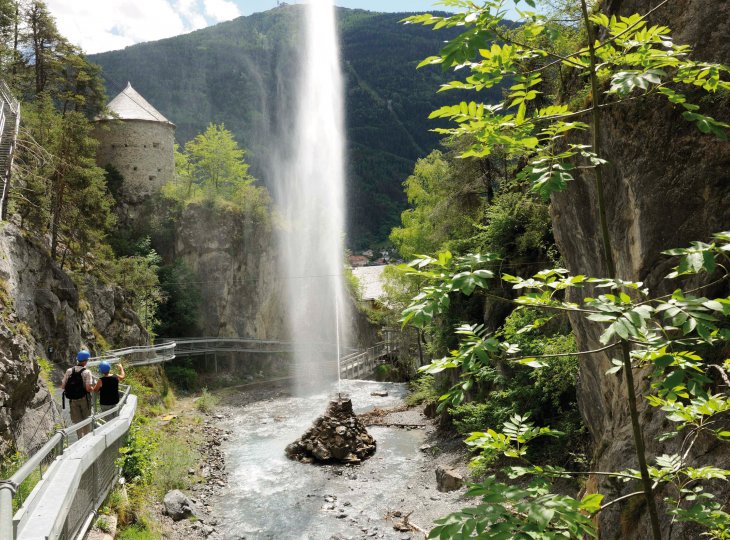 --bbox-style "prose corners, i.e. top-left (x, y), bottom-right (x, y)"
top-left (90, 6), bottom-right (496, 247)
